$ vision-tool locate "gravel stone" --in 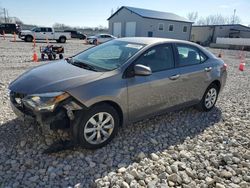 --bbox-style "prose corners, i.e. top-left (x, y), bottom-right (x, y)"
top-left (167, 173), bottom-right (182, 184)
top-left (205, 176), bottom-right (215, 185)
top-left (118, 167), bottom-right (126, 173)
top-left (215, 183), bottom-right (226, 188)
top-left (220, 170), bottom-right (233, 178)
top-left (121, 181), bottom-right (129, 188)
top-left (150, 153), bottom-right (159, 161)
top-left (137, 151), bottom-right (146, 160)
